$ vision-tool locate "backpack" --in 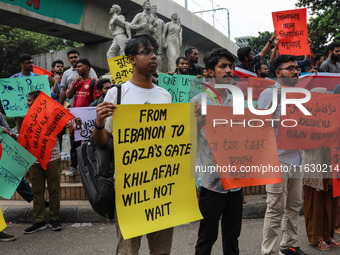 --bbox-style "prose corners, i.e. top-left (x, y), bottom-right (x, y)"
top-left (77, 84), bottom-right (121, 219)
